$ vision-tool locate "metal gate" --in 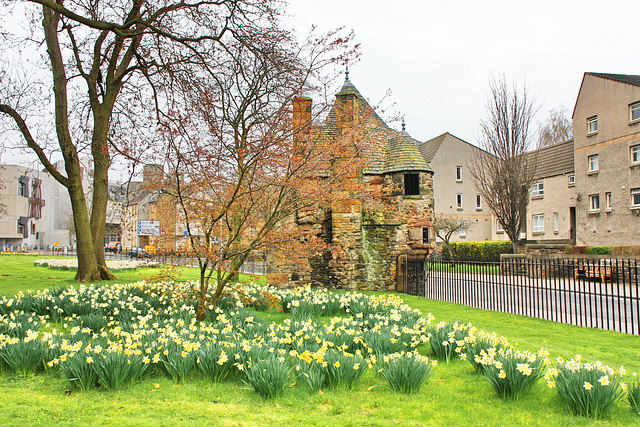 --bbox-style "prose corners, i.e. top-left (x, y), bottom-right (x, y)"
top-left (397, 254), bottom-right (427, 296)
